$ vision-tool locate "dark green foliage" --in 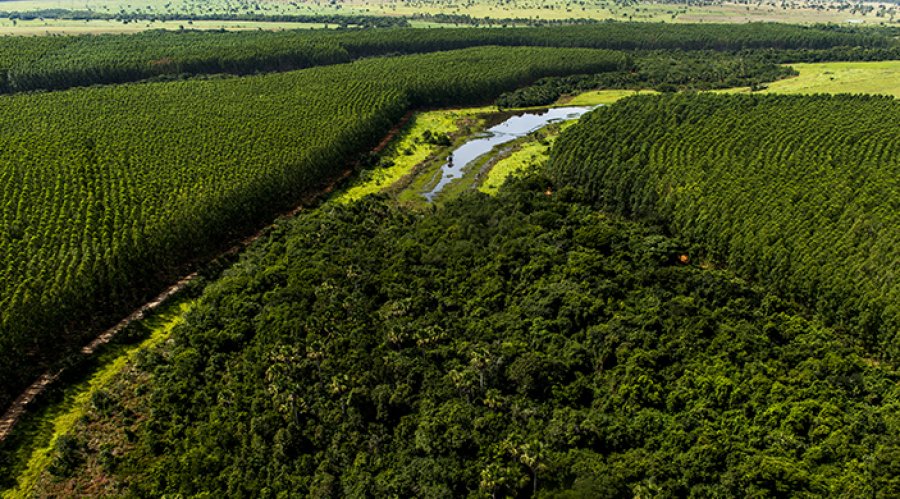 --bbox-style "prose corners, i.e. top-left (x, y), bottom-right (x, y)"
top-left (48, 435), bottom-right (85, 478)
top-left (114, 181), bottom-right (898, 496)
top-left (0, 9), bottom-right (410, 28)
top-left (496, 50), bottom-right (798, 108)
top-left (0, 30), bottom-right (353, 93)
top-left (549, 93), bottom-right (900, 359)
top-left (0, 22), bottom-right (889, 94)
top-left (0, 46), bottom-right (622, 411)
top-left (332, 23), bottom-right (892, 57)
